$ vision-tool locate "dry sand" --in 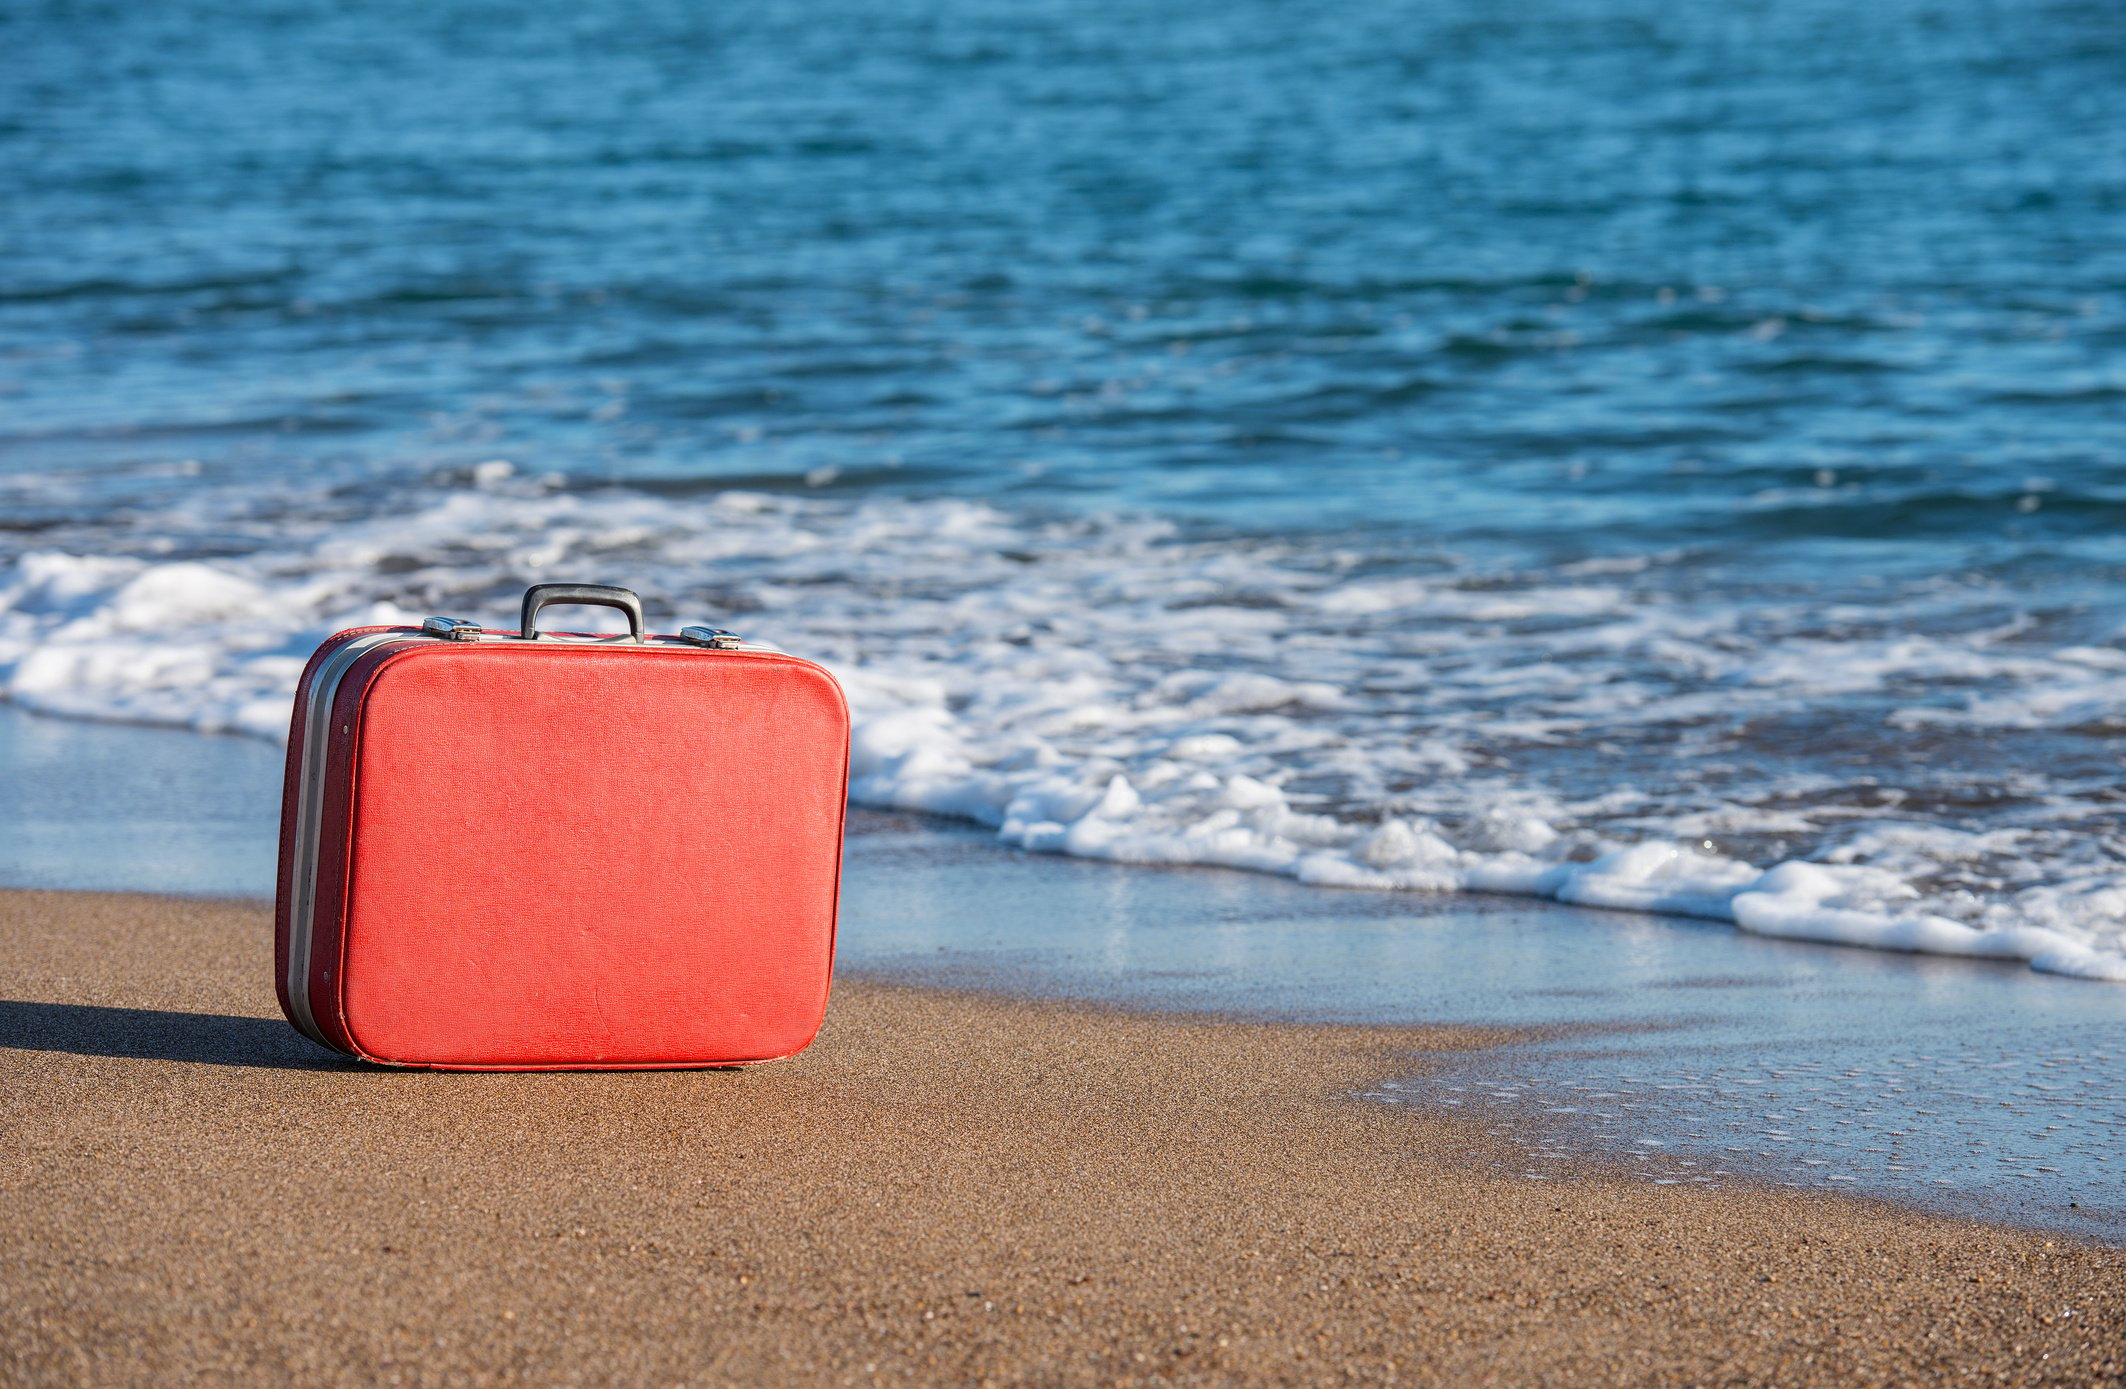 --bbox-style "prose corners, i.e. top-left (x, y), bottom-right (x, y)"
top-left (1, 889), bottom-right (2121, 1387)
